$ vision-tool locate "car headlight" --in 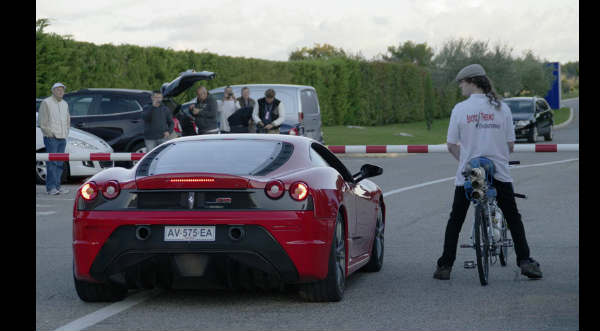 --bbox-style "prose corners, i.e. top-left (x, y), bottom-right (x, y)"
top-left (514, 120), bottom-right (530, 129)
top-left (68, 137), bottom-right (99, 151)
